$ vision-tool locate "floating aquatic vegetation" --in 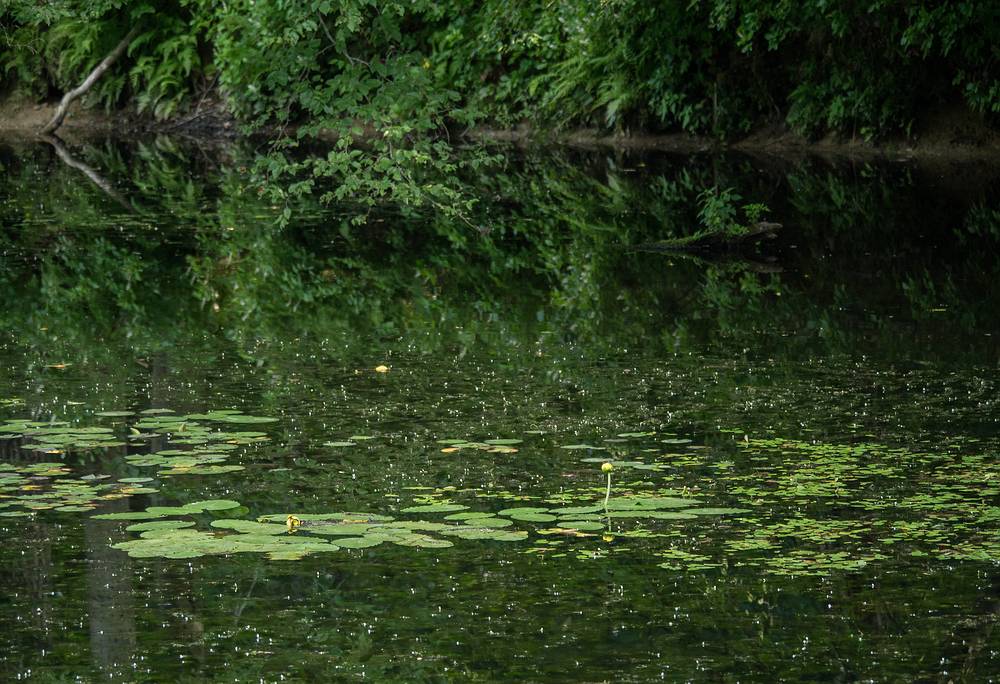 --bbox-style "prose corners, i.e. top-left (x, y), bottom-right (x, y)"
top-left (92, 499), bottom-right (240, 520)
top-left (590, 433), bottom-right (1000, 573)
top-left (111, 506), bottom-right (531, 559)
top-left (12, 415), bottom-right (999, 578)
top-left (400, 503), bottom-right (469, 513)
top-left (0, 421), bottom-right (125, 454)
top-left (0, 409), bottom-right (278, 517)
top-left (436, 438), bottom-right (520, 454)
top-left (0, 461), bottom-right (159, 515)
